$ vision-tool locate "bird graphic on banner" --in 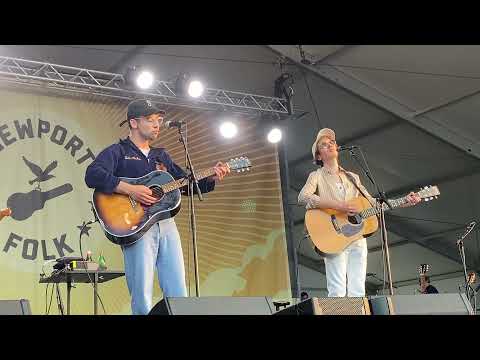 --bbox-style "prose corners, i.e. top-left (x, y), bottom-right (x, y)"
top-left (22, 156), bottom-right (58, 185)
